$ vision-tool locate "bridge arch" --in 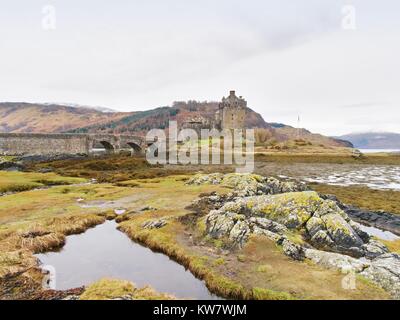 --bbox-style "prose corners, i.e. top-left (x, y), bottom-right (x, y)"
top-left (91, 140), bottom-right (116, 154)
top-left (126, 142), bottom-right (142, 155)
top-left (119, 136), bottom-right (145, 155)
